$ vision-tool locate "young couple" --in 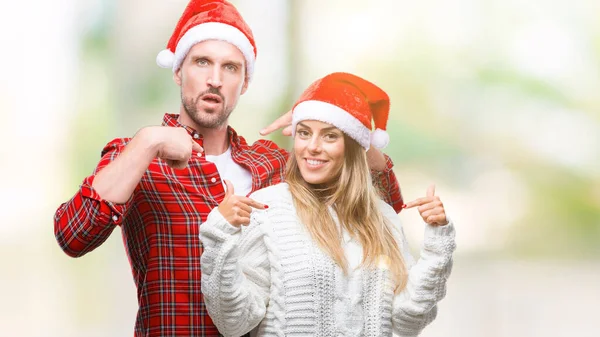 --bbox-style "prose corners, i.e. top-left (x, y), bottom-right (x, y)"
top-left (54, 0), bottom-right (456, 336)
